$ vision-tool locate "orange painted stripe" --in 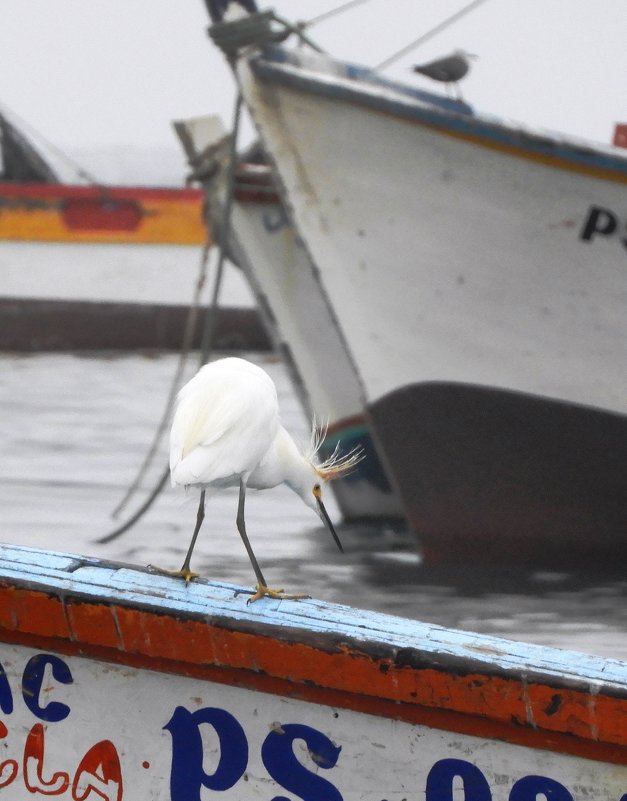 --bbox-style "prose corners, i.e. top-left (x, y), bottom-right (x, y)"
top-left (0, 183), bottom-right (208, 244)
top-left (2, 625), bottom-right (625, 768)
top-left (0, 586), bottom-right (626, 765)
